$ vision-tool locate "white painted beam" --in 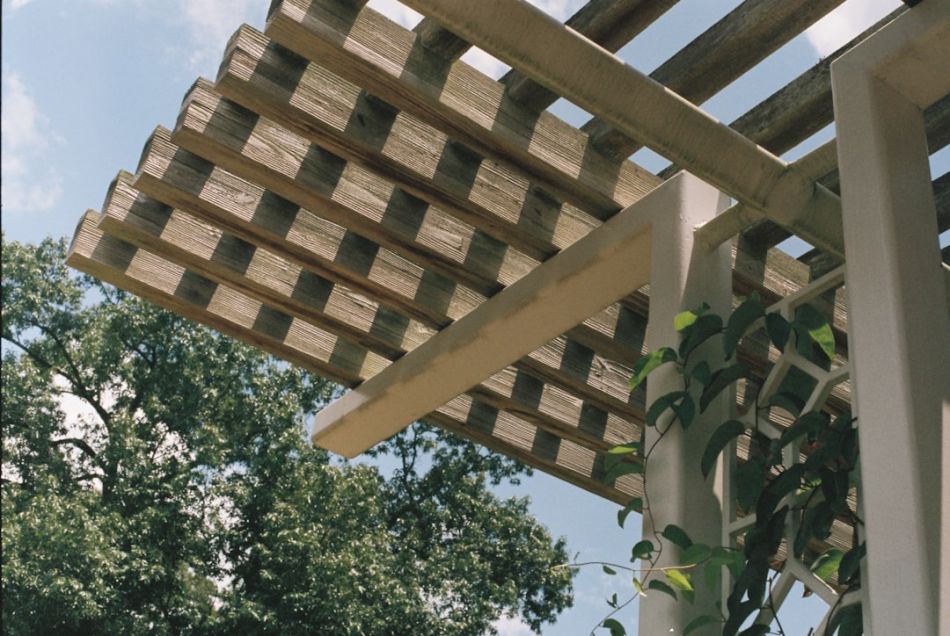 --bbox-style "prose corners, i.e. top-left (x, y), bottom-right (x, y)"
top-left (831, 2), bottom-right (950, 633)
top-left (311, 173), bottom-right (721, 457)
top-left (397, 0), bottom-right (844, 256)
